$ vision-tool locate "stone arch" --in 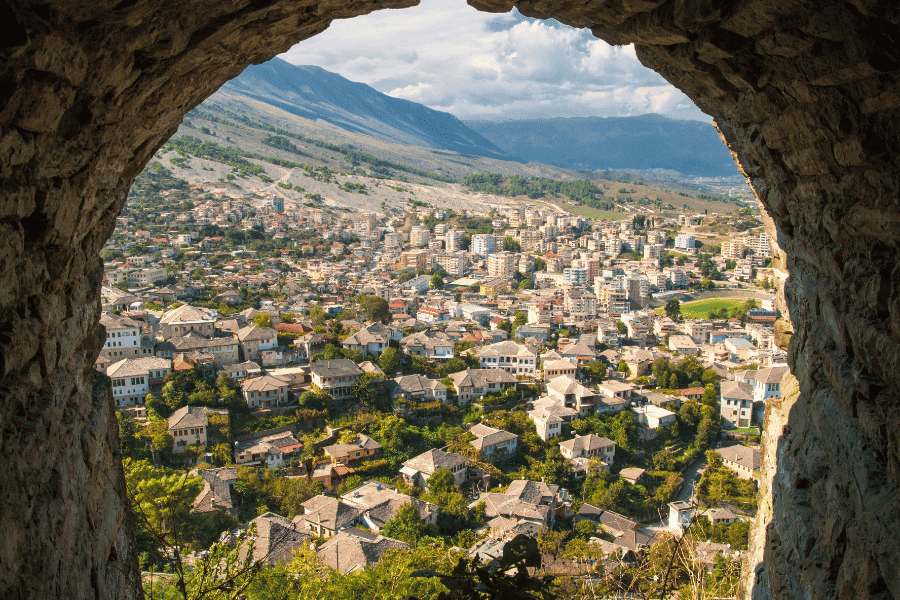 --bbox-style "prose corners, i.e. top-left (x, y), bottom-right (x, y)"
top-left (1, 1), bottom-right (898, 598)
